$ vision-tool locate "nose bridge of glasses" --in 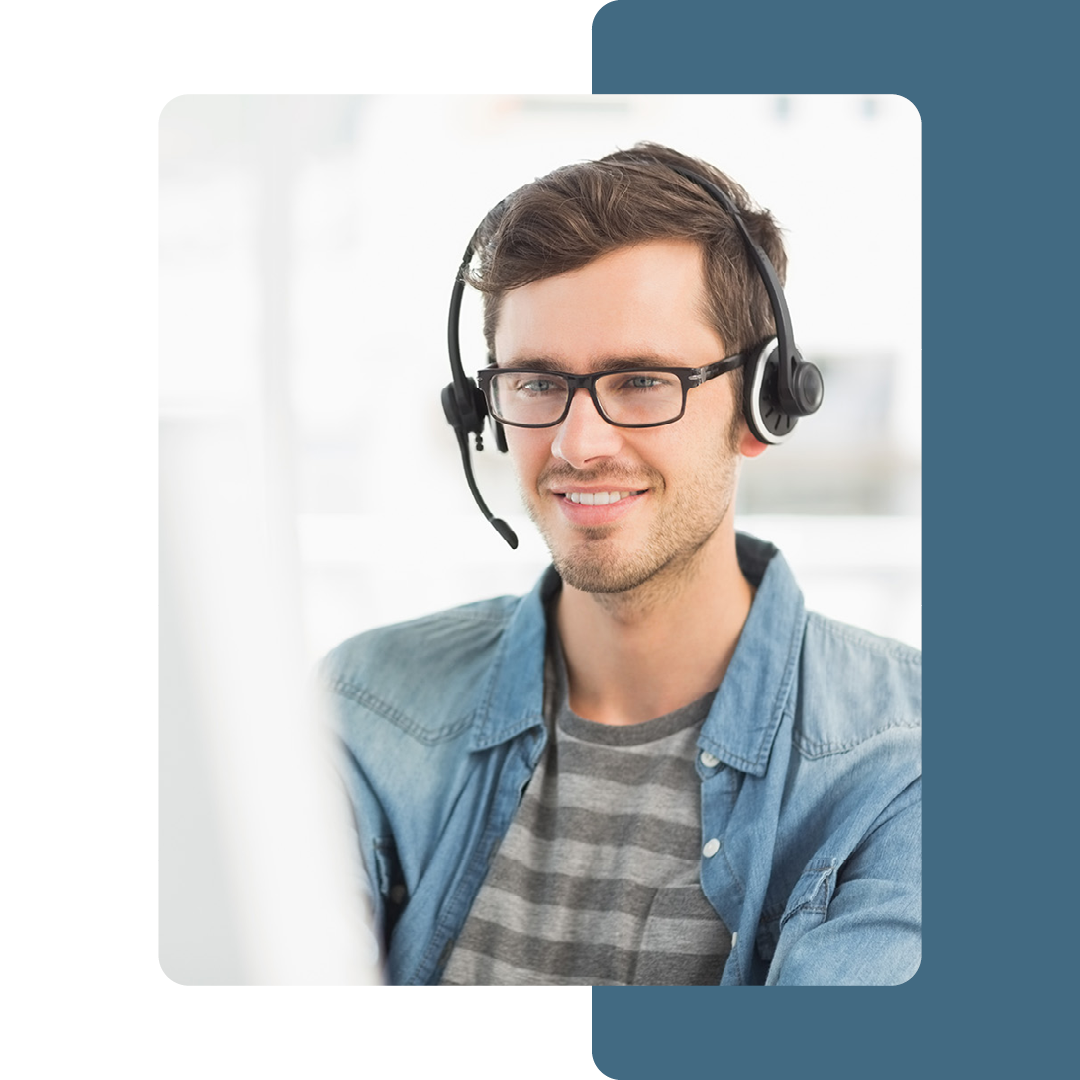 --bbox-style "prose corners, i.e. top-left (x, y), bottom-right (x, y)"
top-left (551, 380), bottom-right (624, 464)
top-left (570, 379), bottom-right (612, 424)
